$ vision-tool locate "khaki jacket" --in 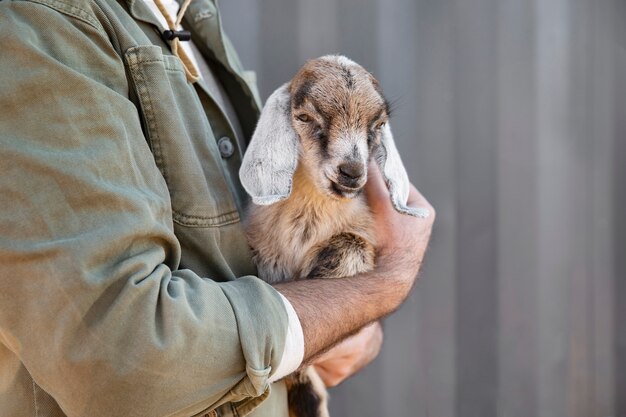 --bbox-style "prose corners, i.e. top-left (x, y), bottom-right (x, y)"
top-left (0, 0), bottom-right (290, 416)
